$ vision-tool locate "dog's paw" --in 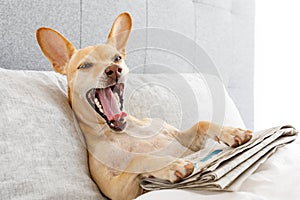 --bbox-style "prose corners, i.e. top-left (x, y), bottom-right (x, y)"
top-left (167, 159), bottom-right (194, 183)
top-left (216, 127), bottom-right (252, 148)
top-left (151, 159), bottom-right (194, 183)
